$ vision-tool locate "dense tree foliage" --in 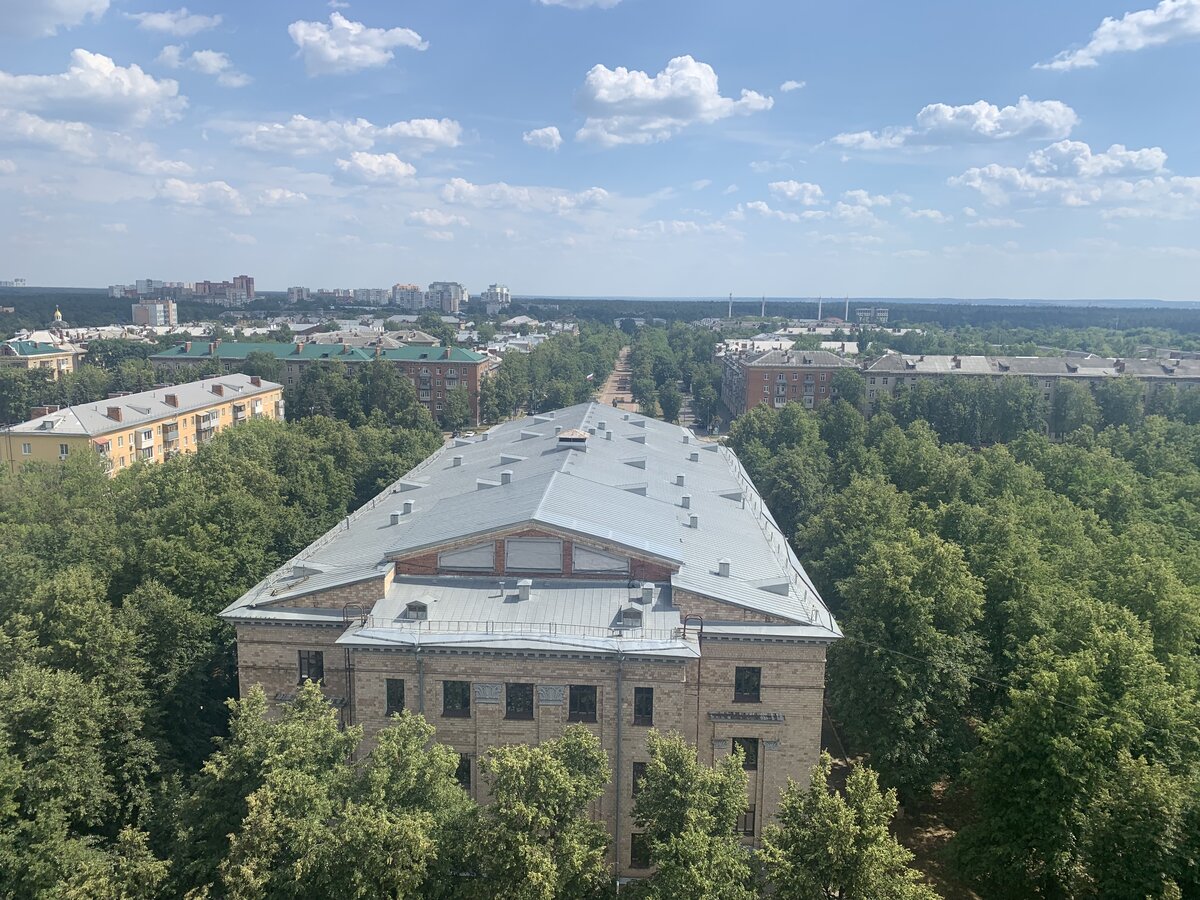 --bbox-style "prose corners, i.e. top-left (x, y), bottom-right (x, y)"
top-left (730, 396), bottom-right (1200, 897)
top-left (479, 325), bottom-right (622, 422)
